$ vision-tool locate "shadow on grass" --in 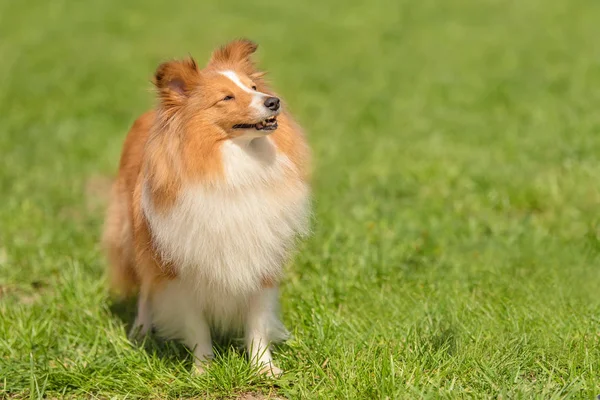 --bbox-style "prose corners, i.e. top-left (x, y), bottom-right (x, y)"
top-left (410, 317), bottom-right (459, 369)
top-left (108, 297), bottom-right (245, 367)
